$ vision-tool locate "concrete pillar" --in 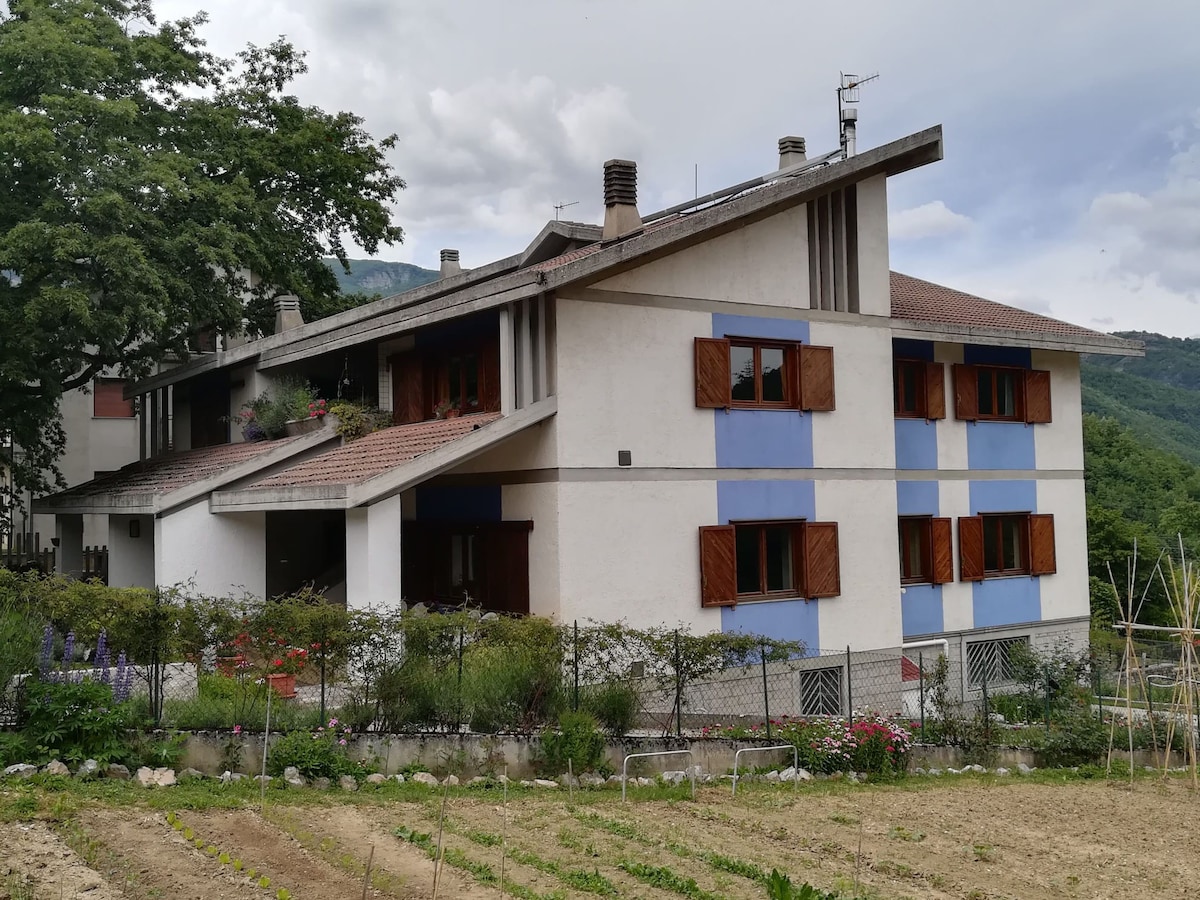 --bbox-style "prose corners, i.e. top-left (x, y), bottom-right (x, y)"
top-left (498, 305), bottom-right (515, 415)
top-left (344, 494), bottom-right (404, 610)
top-left (519, 297), bottom-right (534, 408)
top-left (55, 514), bottom-right (84, 578)
top-left (534, 293), bottom-right (547, 402)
